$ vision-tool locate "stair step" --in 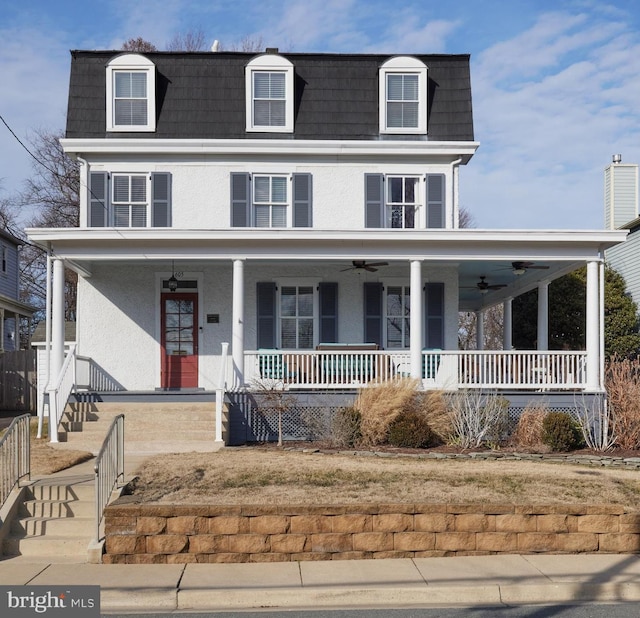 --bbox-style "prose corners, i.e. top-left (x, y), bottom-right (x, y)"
top-left (12, 515), bottom-right (94, 537)
top-left (22, 499), bottom-right (94, 518)
top-left (29, 483), bottom-right (94, 502)
top-left (3, 535), bottom-right (90, 557)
